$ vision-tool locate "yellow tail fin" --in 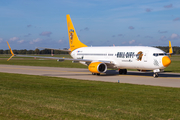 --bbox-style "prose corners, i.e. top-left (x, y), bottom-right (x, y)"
top-left (6, 41), bottom-right (14, 61)
top-left (66, 14), bottom-right (87, 51)
top-left (169, 41), bottom-right (173, 57)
